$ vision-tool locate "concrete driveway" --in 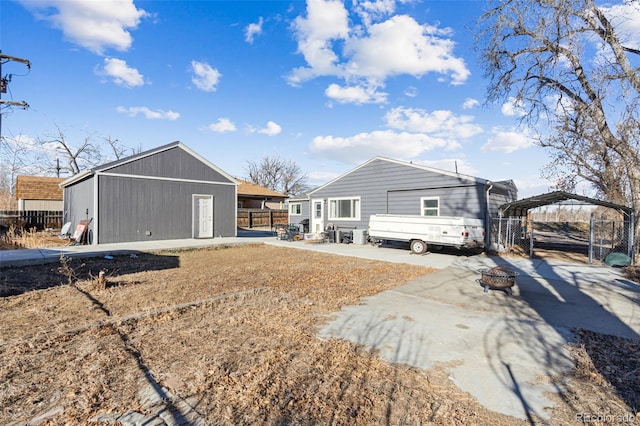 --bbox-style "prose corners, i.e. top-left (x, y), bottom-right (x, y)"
top-left (316, 248), bottom-right (640, 422)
